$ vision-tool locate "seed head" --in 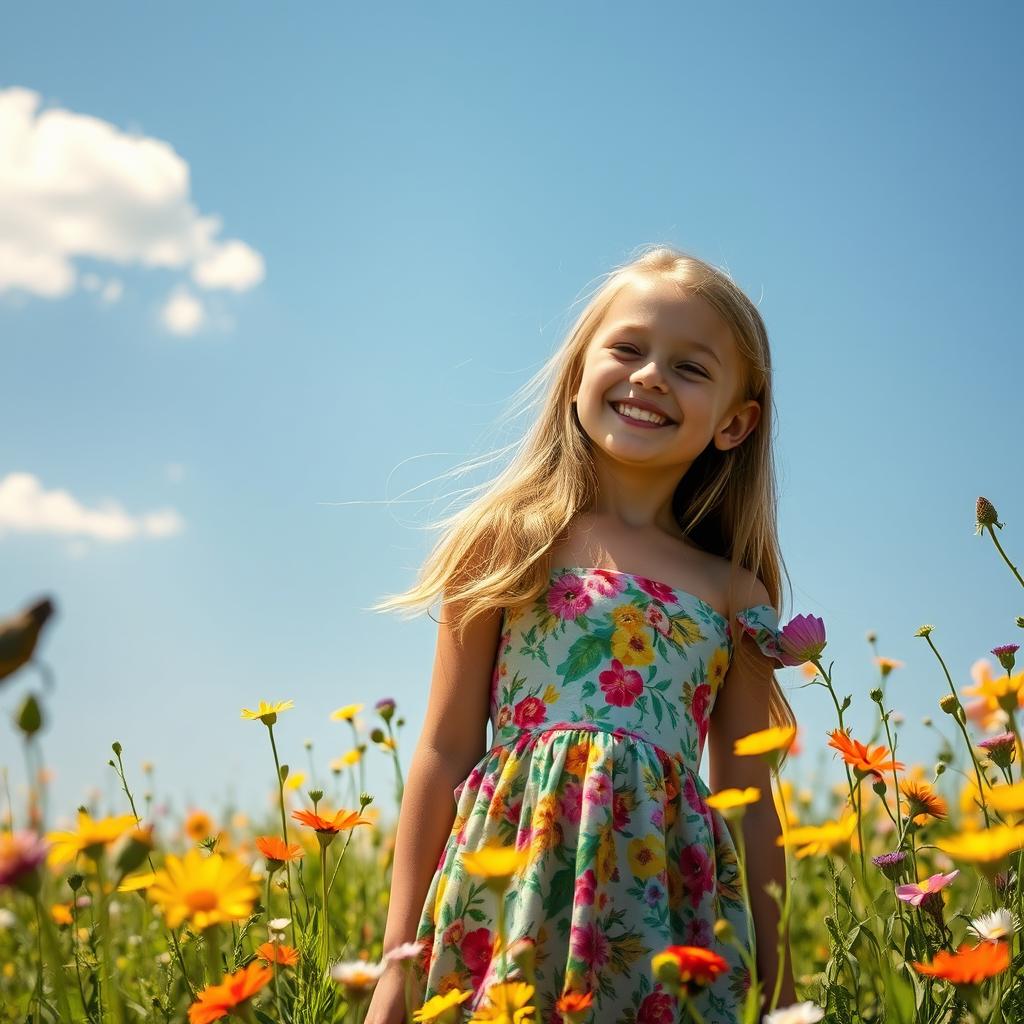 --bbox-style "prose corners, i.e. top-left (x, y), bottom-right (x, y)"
top-left (976, 496), bottom-right (1002, 533)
